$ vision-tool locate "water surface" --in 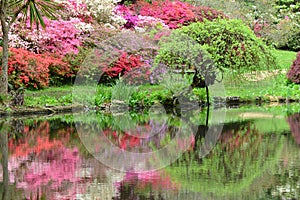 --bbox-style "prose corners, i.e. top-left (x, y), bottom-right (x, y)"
top-left (0, 104), bottom-right (300, 199)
